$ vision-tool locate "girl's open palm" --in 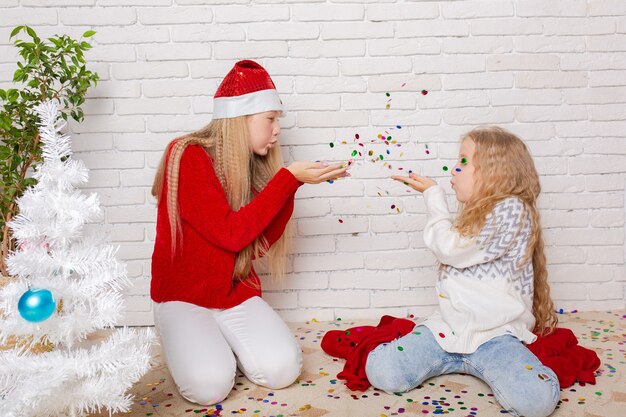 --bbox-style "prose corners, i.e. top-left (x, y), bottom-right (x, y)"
top-left (392, 173), bottom-right (437, 193)
top-left (287, 161), bottom-right (349, 184)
